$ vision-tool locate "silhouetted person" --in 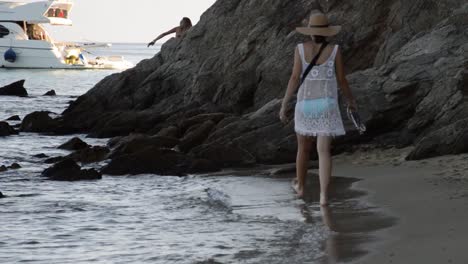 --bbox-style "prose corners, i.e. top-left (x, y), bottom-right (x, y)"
top-left (147, 17), bottom-right (192, 47)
